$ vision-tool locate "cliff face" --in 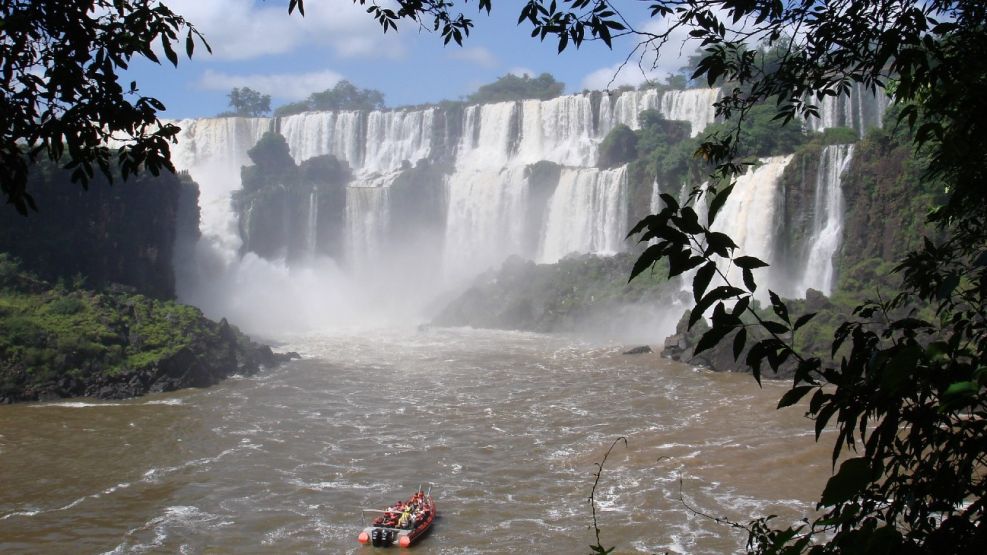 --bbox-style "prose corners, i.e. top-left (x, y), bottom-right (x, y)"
top-left (835, 133), bottom-right (941, 290)
top-left (661, 127), bottom-right (944, 373)
top-left (0, 164), bottom-right (198, 299)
